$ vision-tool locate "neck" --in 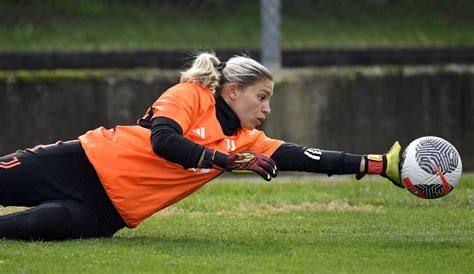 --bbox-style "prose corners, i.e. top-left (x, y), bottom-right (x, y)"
top-left (215, 95), bottom-right (241, 136)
